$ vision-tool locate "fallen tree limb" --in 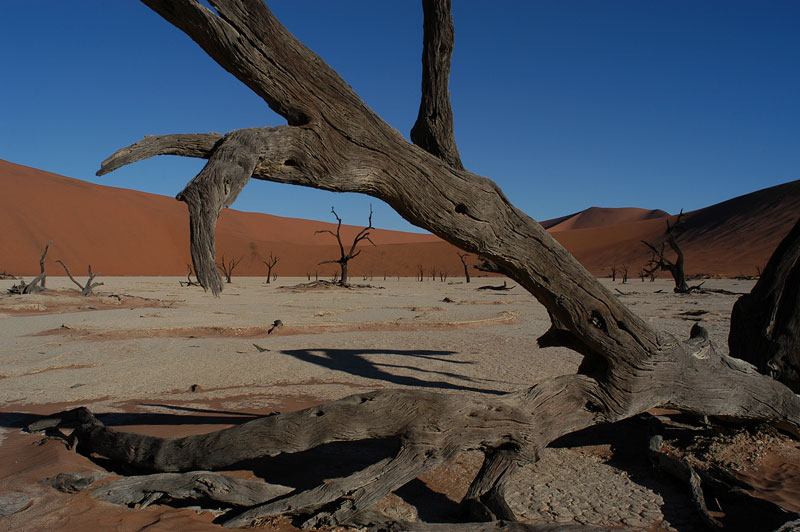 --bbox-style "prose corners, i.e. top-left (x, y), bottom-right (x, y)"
top-left (56, 261), bottom-right (103, 296)
top-left (45, 470), bottom-right (292, 509)
top-left (477, 281), bottom-right (514, 291)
